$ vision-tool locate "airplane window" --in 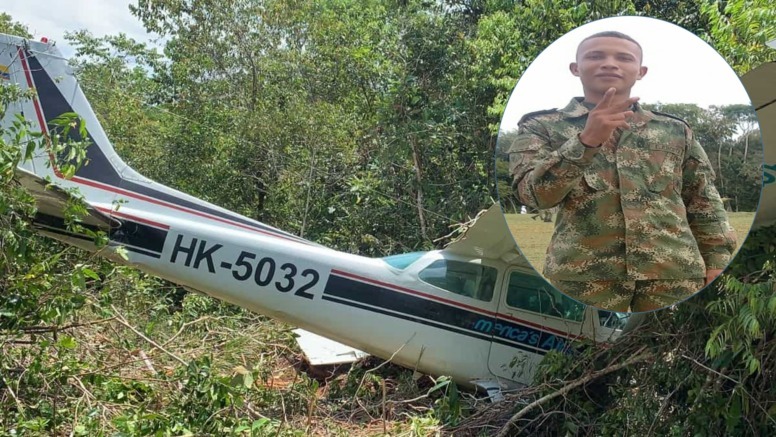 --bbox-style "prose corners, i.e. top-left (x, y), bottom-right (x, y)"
top-left (598, 310), bottom-right (631, 330)
top-left (381, 251), bottom-right (427, 270)
top-left (418, 259), bottom-right (496, 302)
top-left (506, 271), bottom-right (584, 322)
